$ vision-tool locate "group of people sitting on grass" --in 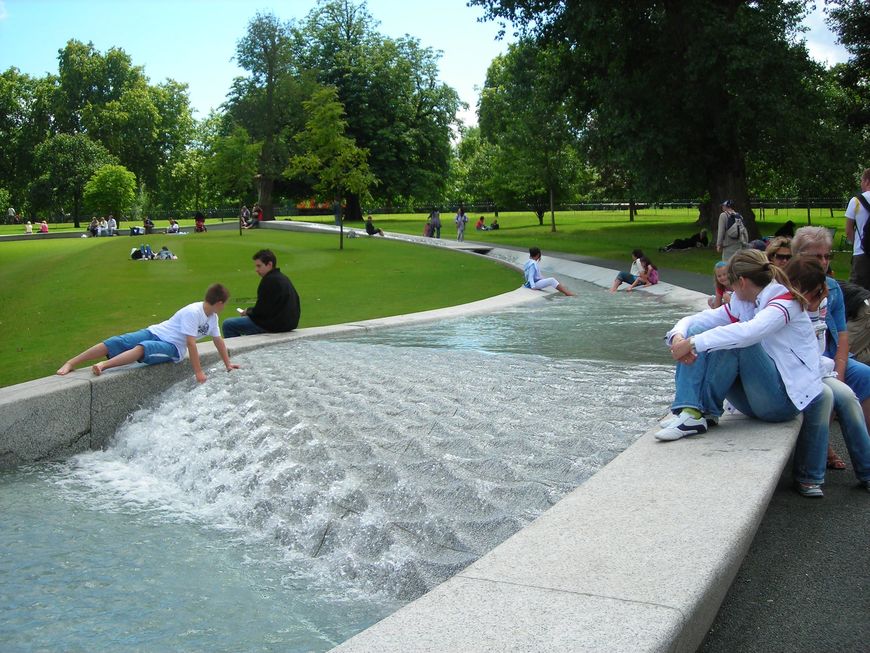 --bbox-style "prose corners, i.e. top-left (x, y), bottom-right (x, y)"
top-left (657, 225), bottom-right (870, 498)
